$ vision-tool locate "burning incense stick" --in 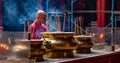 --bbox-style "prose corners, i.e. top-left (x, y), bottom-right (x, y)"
top-left (63, 13), bottom-right (66, 31)
top-left (57, 15), bottom-right (61, 31)
top-left (24, 21), bottom-right (26, 39)
top-left (74, 19), bottom-right (77, 35)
